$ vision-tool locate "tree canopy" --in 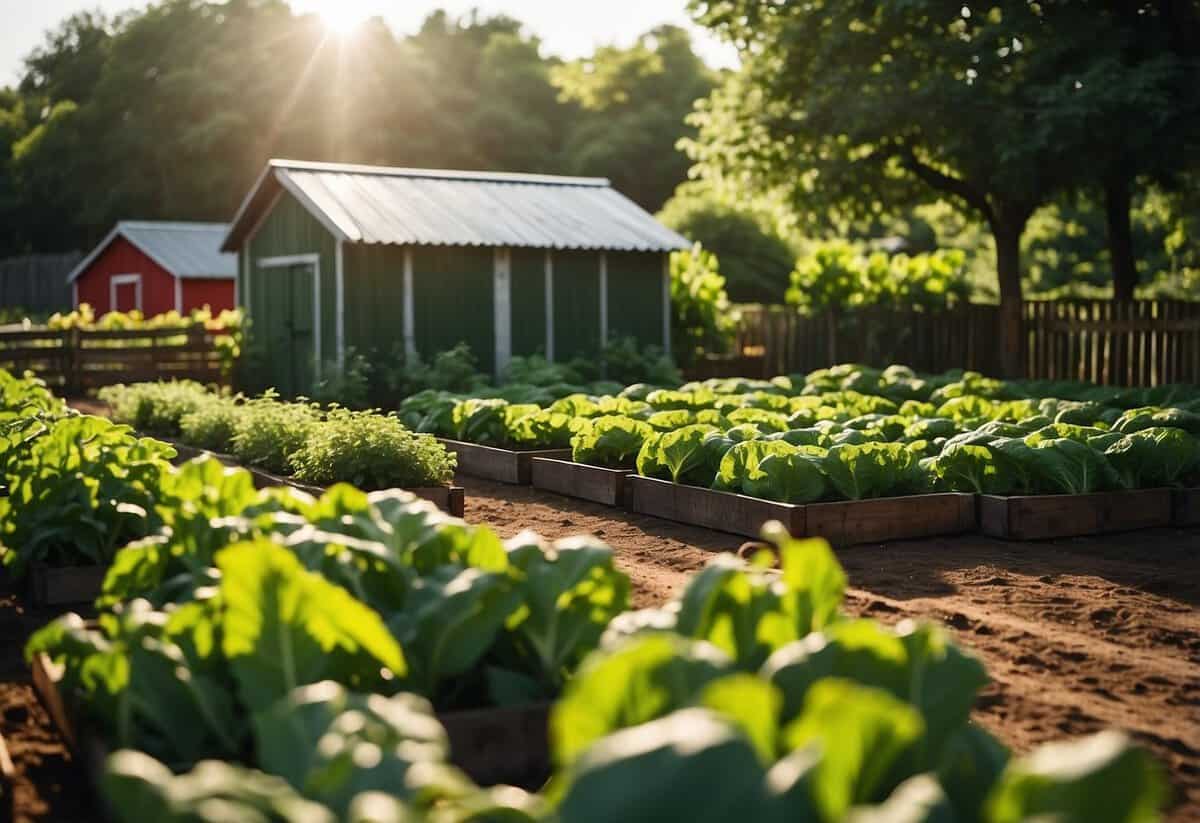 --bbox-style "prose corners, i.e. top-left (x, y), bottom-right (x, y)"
top-left (0, 2), bottom-right (713, 257)
top-left (685, 0), bottom-right (1200, 373)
